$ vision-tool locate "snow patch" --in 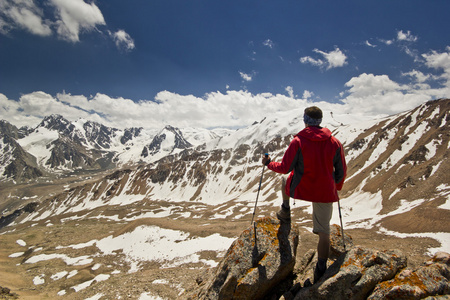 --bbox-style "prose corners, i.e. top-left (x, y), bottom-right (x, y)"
top-left (16, 239), bottom-right (26, 246)
top-left (95, 225), bottom-right (234, 272)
